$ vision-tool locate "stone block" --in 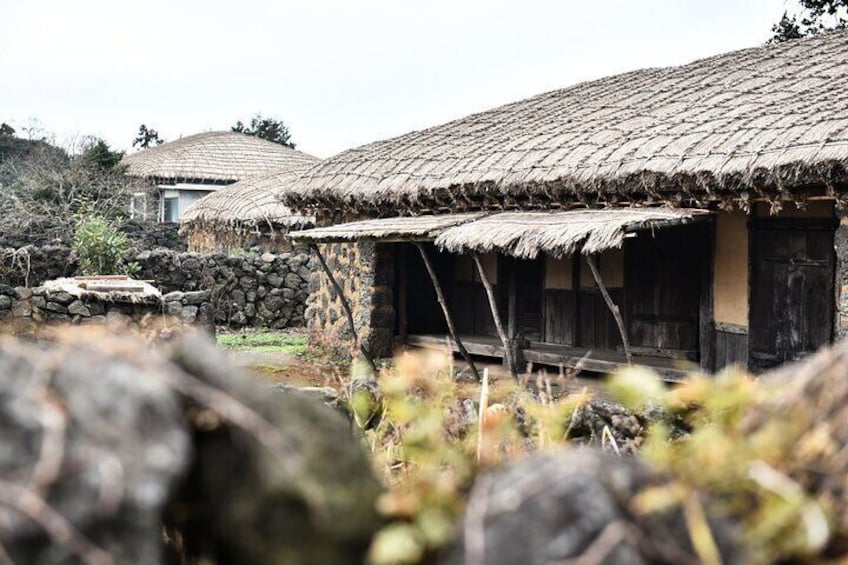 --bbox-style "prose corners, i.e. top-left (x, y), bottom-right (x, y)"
top-left (180, 306), bottom-right (198, 322)
top-left (68, 300), bottom-right (91, 317)
top-left (46, 291), bottom-right (75, 305)
top-left (14, 287), bottom-right (33, 300)
top-left (182, 290), bottom-right (211, 305)
top-left (11, 299), bottom-right (31, 317)
top-left (44, 302), bottom-right (68, 314)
